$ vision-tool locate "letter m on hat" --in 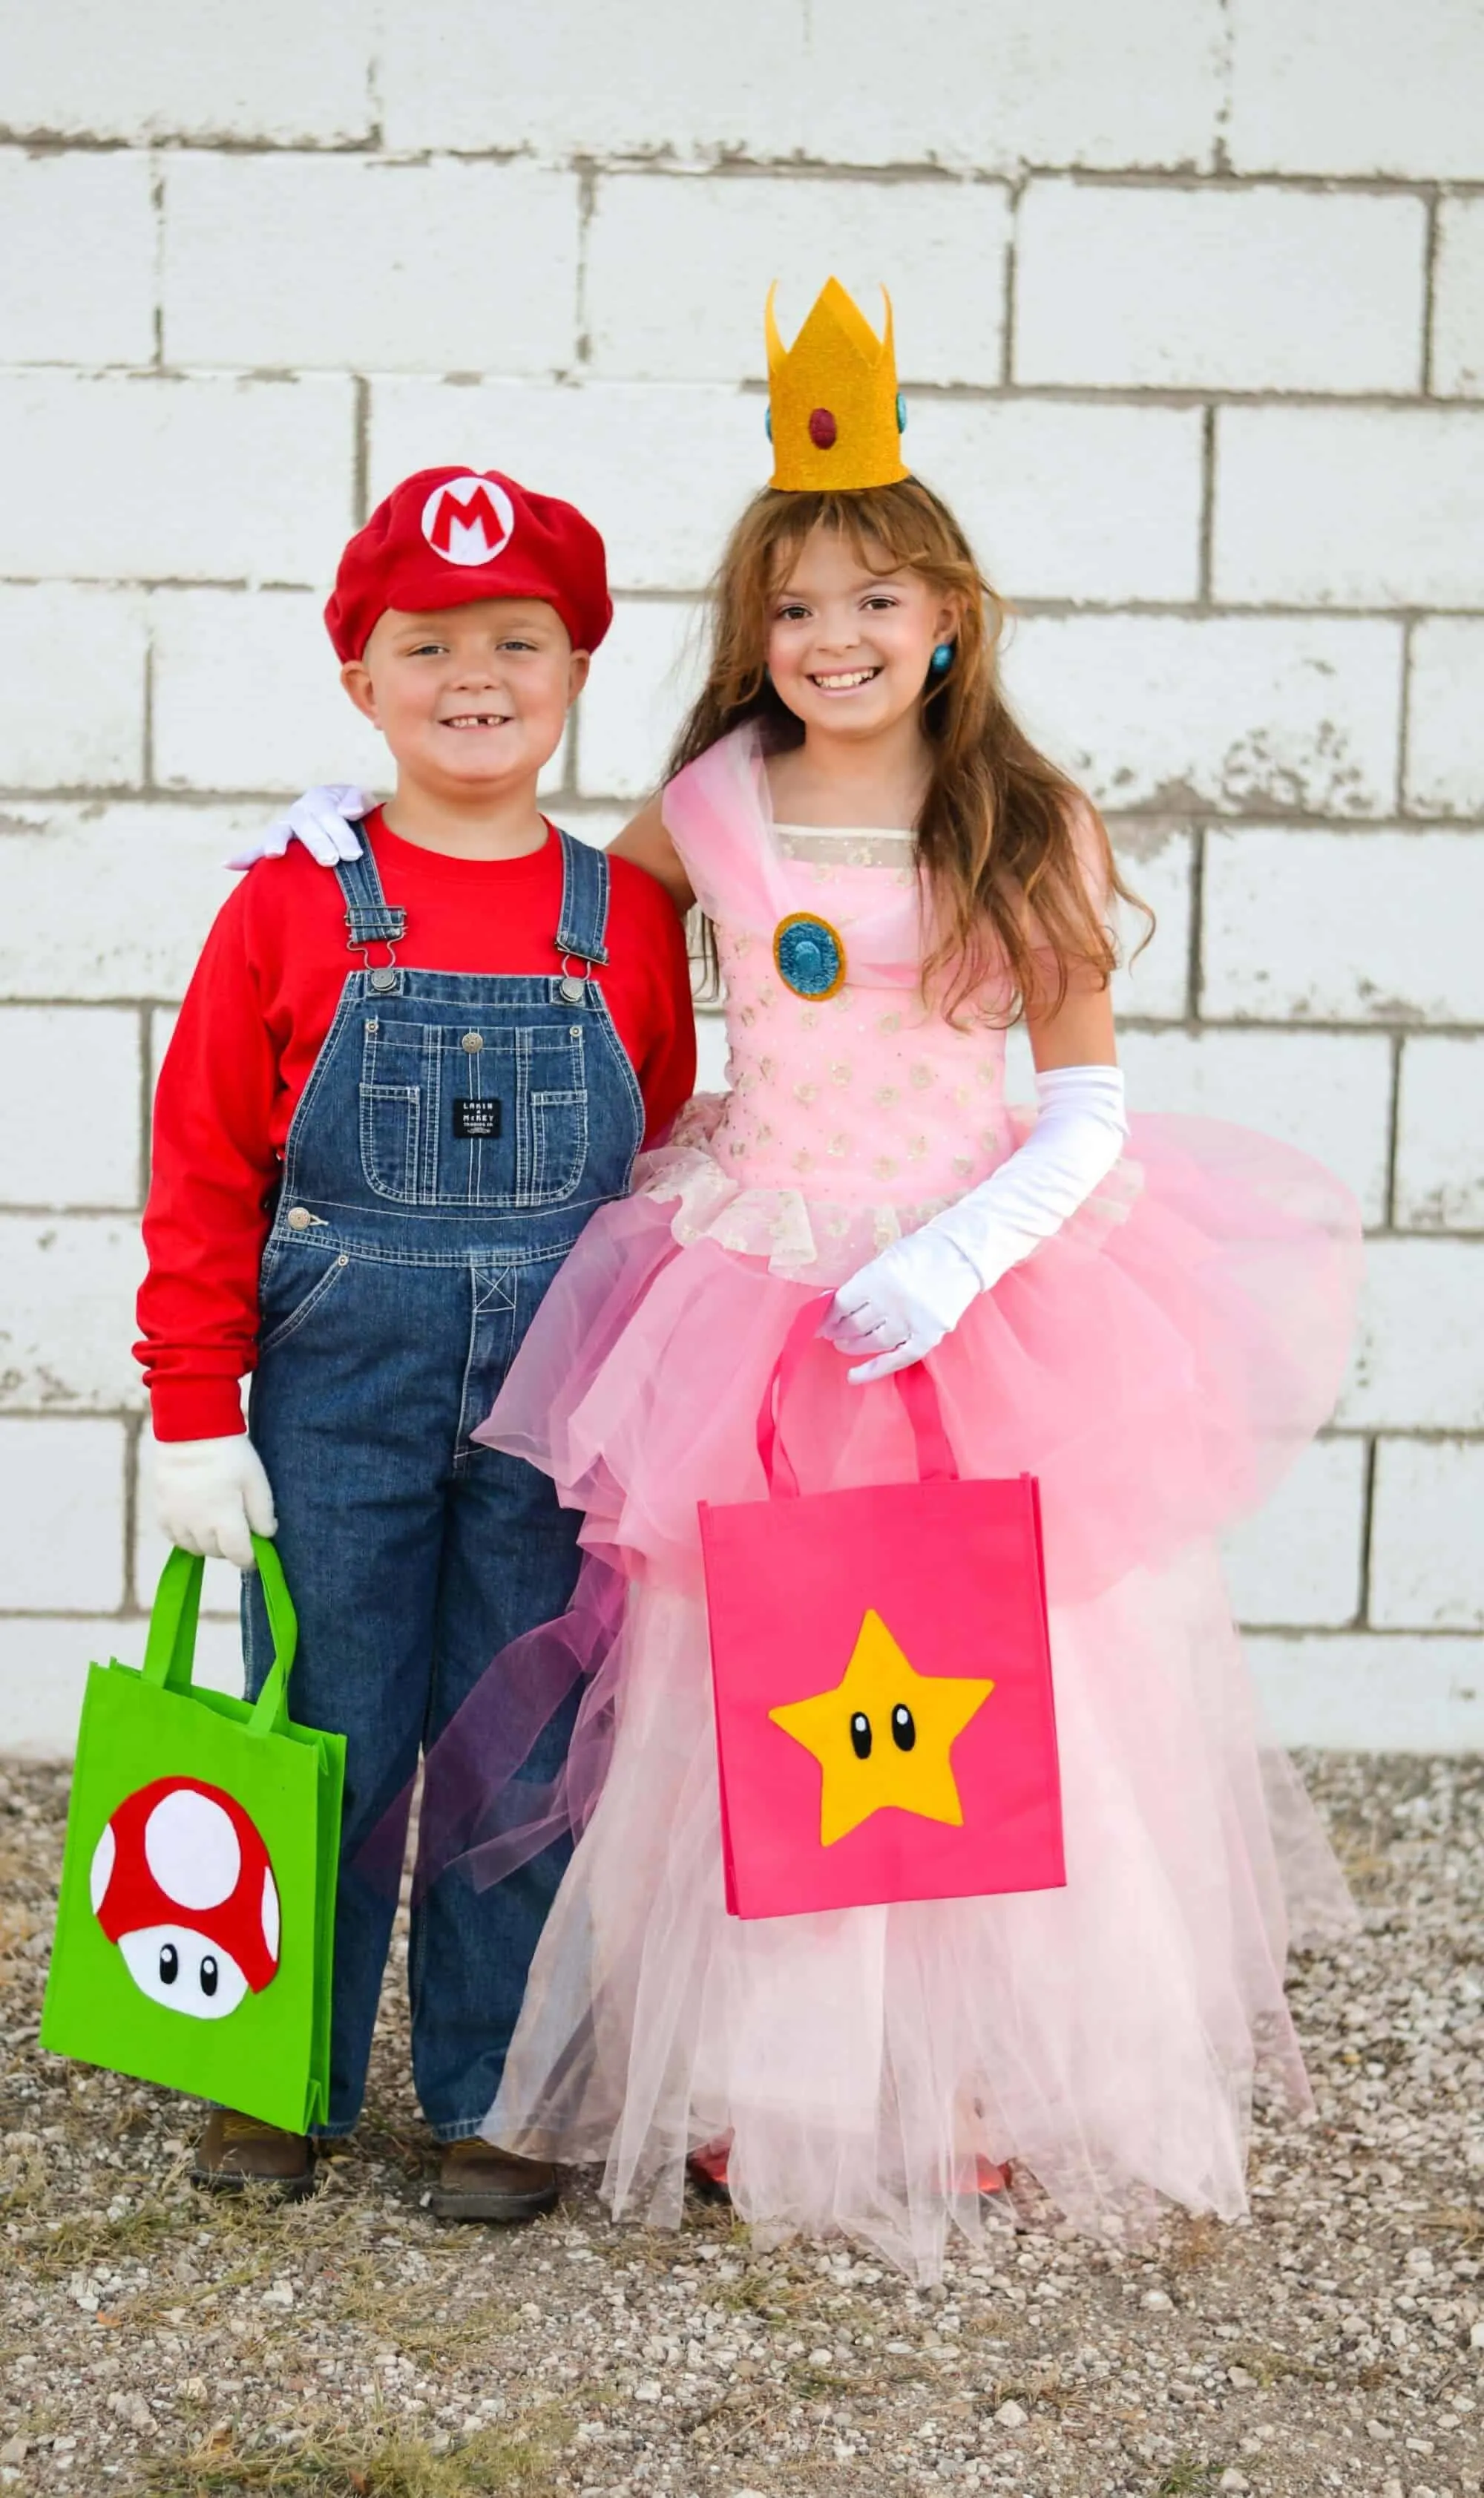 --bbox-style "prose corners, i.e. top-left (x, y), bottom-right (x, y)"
top-left (420, 473), bottom-right (516, 568)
